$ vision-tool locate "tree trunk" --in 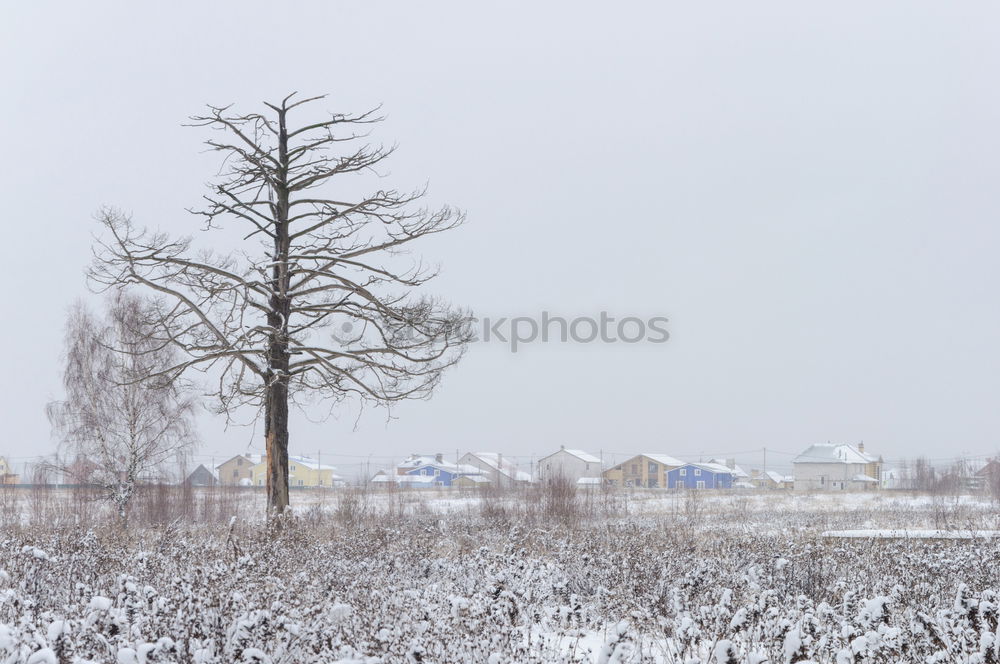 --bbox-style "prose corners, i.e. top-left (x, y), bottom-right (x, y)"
top-left (265, 105), bottom-right (292, 514)
top-left (265, 379), bottom-right (290, 512)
